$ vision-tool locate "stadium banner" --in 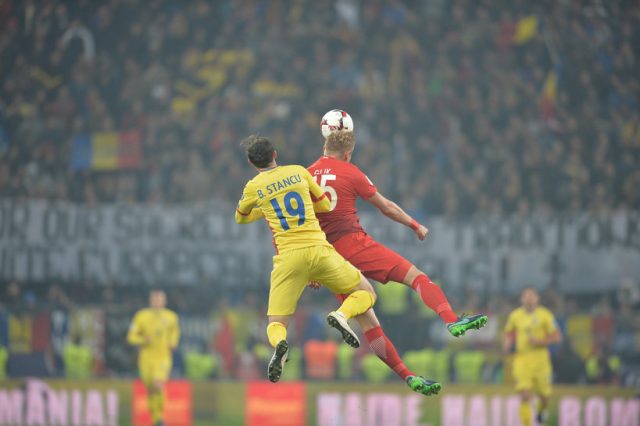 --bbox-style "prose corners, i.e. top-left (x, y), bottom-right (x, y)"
top-left (132, 380), bottom-right (192, 426)
top-left (0, 380), bottom-right (637, 426)
top-left (309, 383), bottom-right (639, 426)
top-left (0, 379), bottom-right (222, 426)
top-left (0, 199), bottom-right (639, 291)
top-left (0, 378), bottom-right (121, 426)
top-left (245, 381), bottom-right (307, 426)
